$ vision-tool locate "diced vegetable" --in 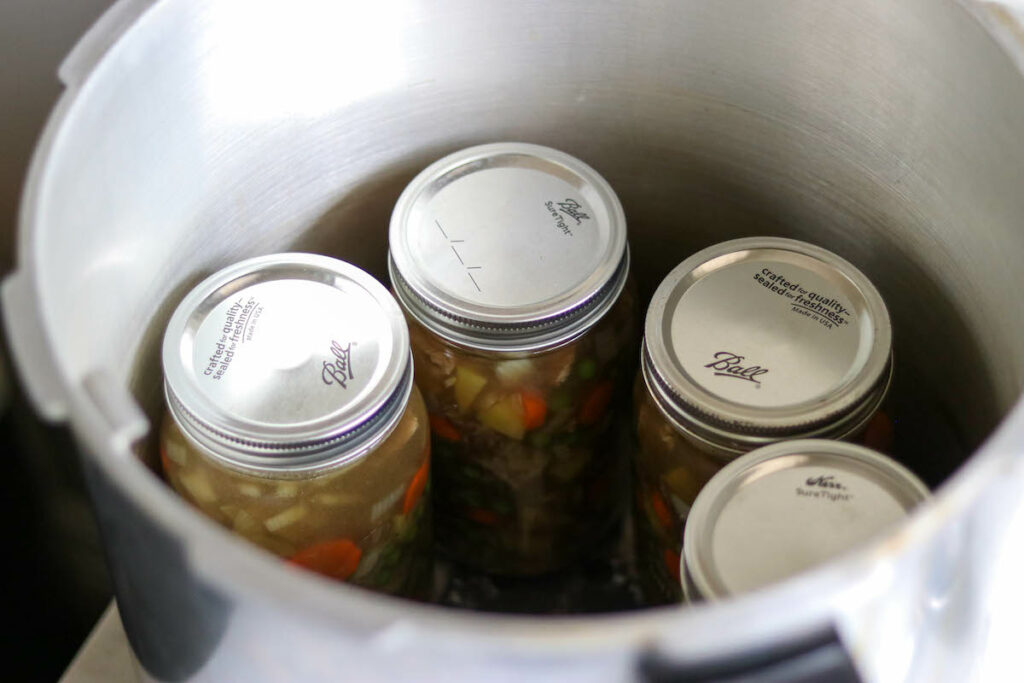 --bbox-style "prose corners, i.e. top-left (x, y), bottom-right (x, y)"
top-left (264, 504), bottom-right (308, 531)
top-left (179, 470), bottom-right (217, 503)
top-left (404, 277), bottom-right (637, 576)
top-left (160, 385), bottom-right (432, 598)
top-left (477, 394), bottom-right (526, 440)
top-left (547, 345), bottom-right (577, 385)
top-left (390, 406), bottom-right (421, 444)
top-left (650, 490), bottom-right (674, 530)
top-left (230, 508), bottom-right (261, 535)
top-left (520, 390), bottom-right (548, 430)
top-left (403, 455), bottom-right (430, 515)
top-left (274, 483), bottom-right (298, 498)
top-left (664, 467), bottom-right (700, 505)
top-left (352, 546), bottom-right (382, 580)
top-left (164, 440), bottom-right (187, 465)
top-left (429, 414), bottom-right (462, 442)
top-left (371, 484), bottom-right (406, 522)
top-left (392, 511), bottom-right (411, 538)
top-left (455, 365), bottom-right (488, 413)
top-left (238, 484), bottom-right (262, 498)
top-left (663, 548), bottom-right (681, 582)
top-left (313, 493), bottom-right (354, 506)
top-left (575, 357), bottom-right (597, 380)
top-left (467, 507), bottom-right (499, 525)
top-left (289, 538), bottom-right (363, 580)
top-left (495, 359), bottom-right (534, 384)
top-left (579, 380), bottom-right (615, 425)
